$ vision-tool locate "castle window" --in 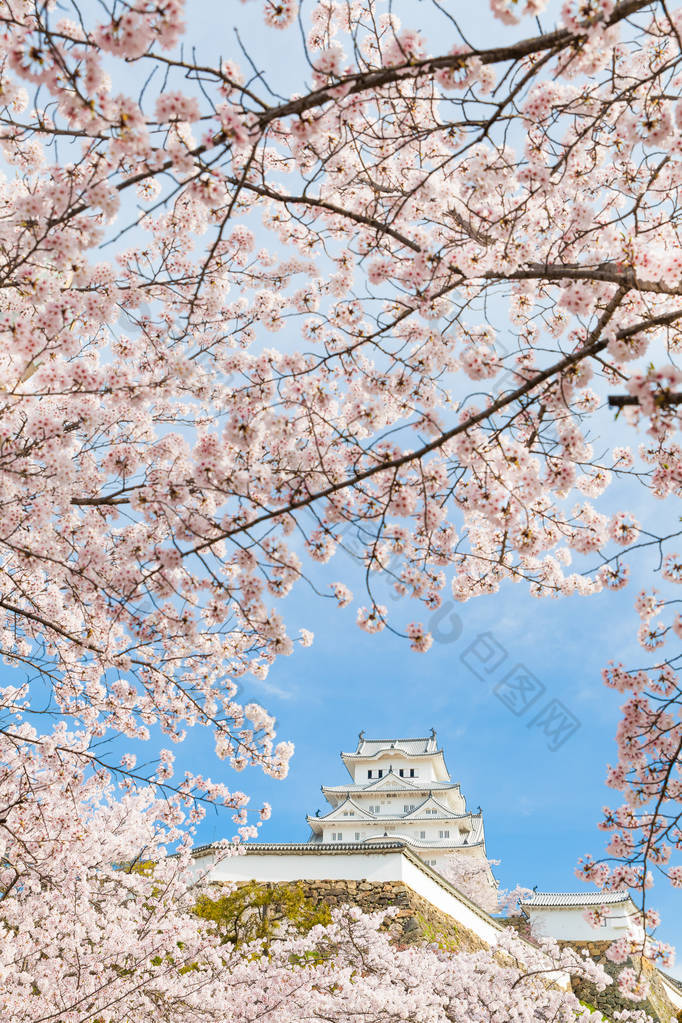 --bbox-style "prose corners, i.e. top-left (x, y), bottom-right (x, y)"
top-left (410, 769), bottom-right (416, 777)
top-left (368, 770), bottom-right (373, 778)
top-left (420, 831), bottom-right (426, 839)
top-left (399, 769), bottom-right (404, 777)
top-left (355, 832), bottom-right (361, 841)
top-left (439, 830), bottom-right (450, 839)
top-left (377, 769), bottom-right (383, 778)
top-left (331, 831), bottom-right (343, 841)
